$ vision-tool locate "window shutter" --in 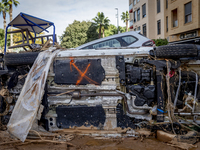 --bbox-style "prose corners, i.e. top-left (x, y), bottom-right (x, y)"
top-left (185, 2), bottom-right (191, 15)
top-left (157, 0), bottom-right (160, 13)
top-left (142, 4), bottom-right (146, 16)
top-left (142, 5), bottom-right (144, 15)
